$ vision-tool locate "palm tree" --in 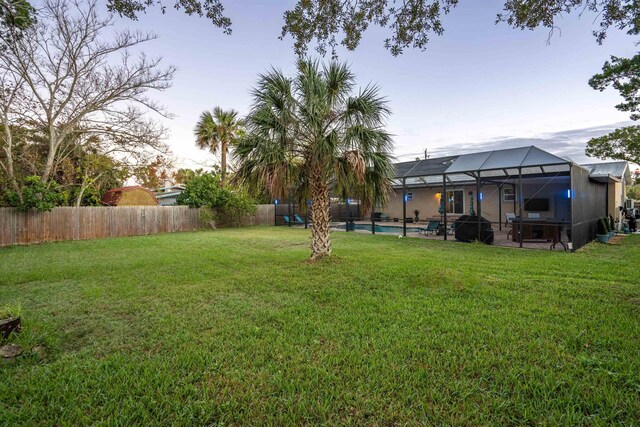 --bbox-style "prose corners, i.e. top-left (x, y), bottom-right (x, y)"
top-left (194, 107), bottom-right (244, 186)
top-left (234, 60), bottom-right (395, 260)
